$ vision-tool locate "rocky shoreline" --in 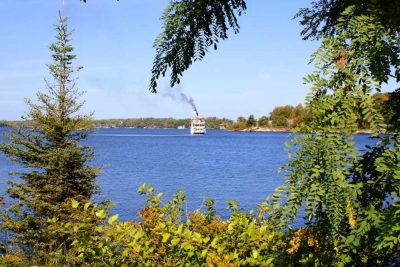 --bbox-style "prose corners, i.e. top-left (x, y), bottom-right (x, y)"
top-left (239, 127), bottom-right (291, 132)
top-left (229, 126), bottom-right (373, 134)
